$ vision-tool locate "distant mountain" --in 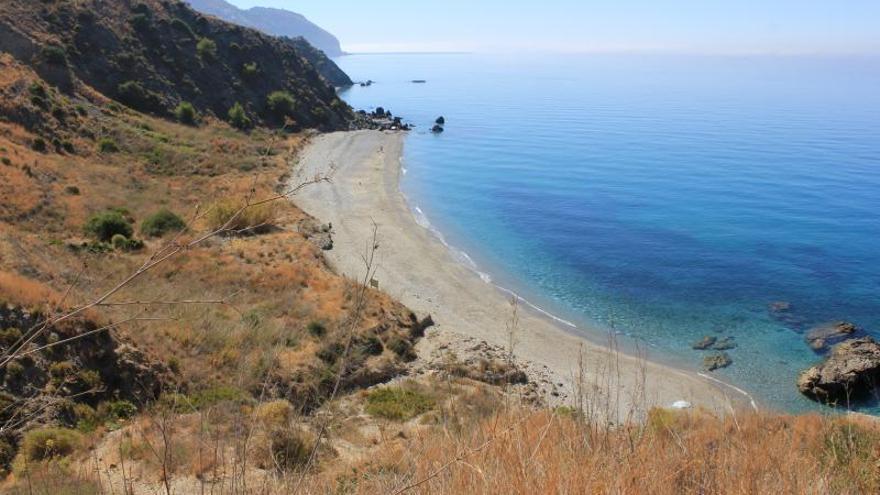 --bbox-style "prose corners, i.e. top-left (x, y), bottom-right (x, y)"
top-left (186, 0), bottom-right (345, 58)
